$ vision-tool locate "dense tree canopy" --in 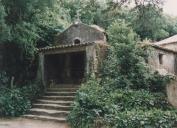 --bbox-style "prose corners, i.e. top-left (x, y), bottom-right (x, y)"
top-left (0, 0), bottom-right (177, 126)
top-left (0, 0), bottom-right (177, 84)
top-left (0, 0), bottom-right (70, 84)
top-left (68, 20), bottom-right (176, 128)
top-left (0, 1), bottom-right (10, 42)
